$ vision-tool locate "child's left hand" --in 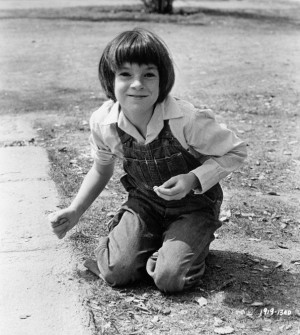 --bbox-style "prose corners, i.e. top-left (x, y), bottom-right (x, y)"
top-left (153, 173), bottom-right (199, 201)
